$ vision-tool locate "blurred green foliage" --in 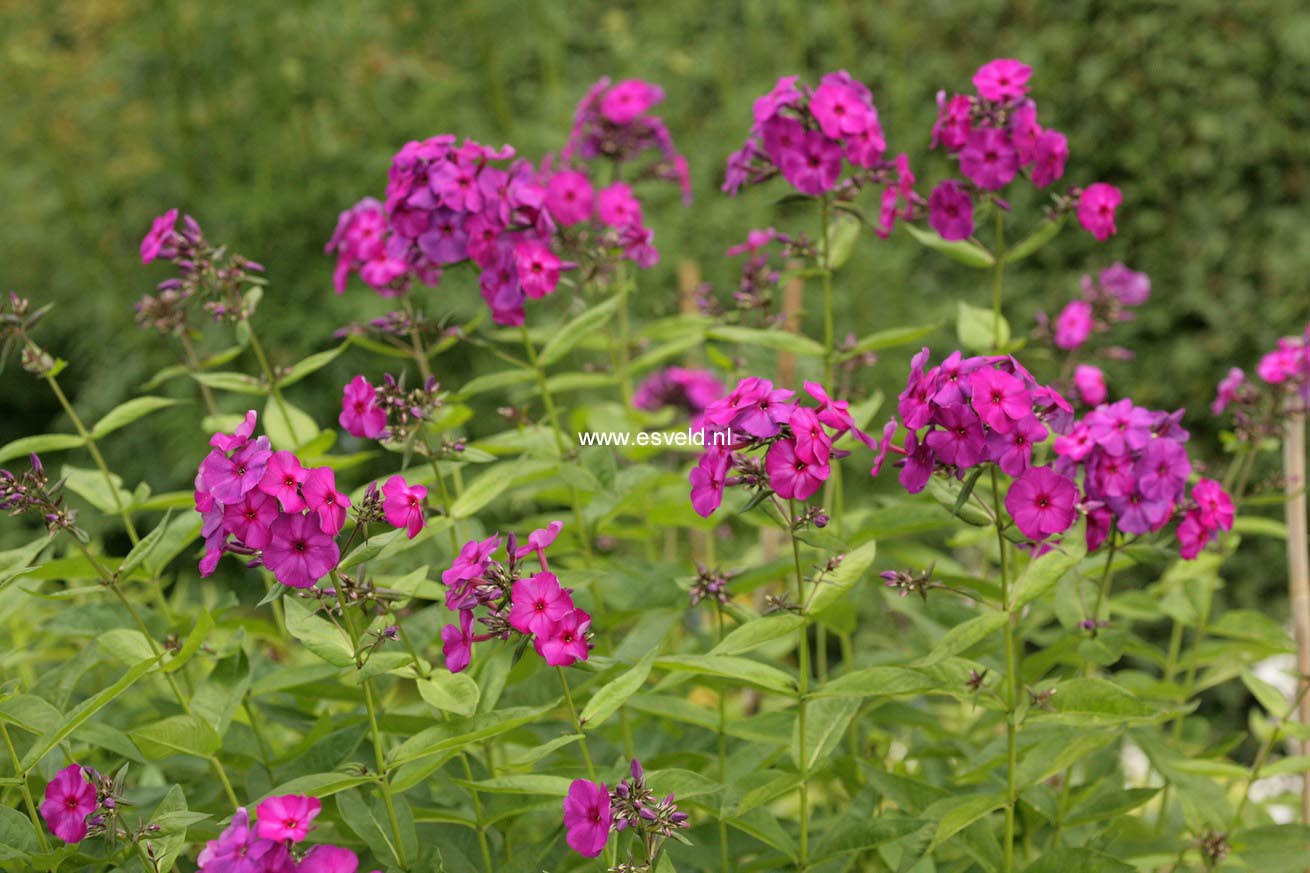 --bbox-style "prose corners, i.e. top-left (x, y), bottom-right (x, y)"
top-left (2, 0), bottom-right (1308, 563)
